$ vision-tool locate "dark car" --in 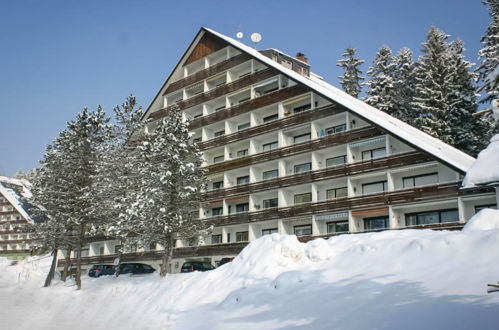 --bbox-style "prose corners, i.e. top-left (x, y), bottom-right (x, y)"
top-left (119, 263), bottom-right (156, 275)
top-left (218, 257), bottom-right (235, 267)
top-left (88, 264), bottom-right (116, 278)
top-left (181, 261), bottom-right (215, 273)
